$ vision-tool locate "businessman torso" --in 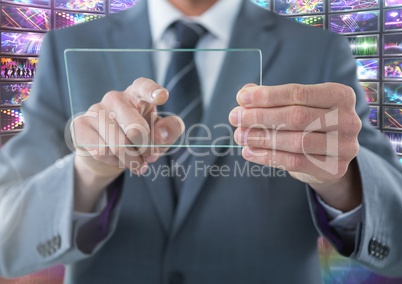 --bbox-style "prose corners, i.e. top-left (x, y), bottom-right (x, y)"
top-left (30, 1), bottom-right (367, 283)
